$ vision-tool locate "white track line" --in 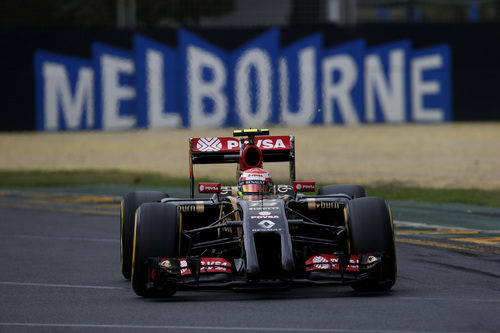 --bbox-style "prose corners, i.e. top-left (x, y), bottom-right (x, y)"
top-left (0, 281), bottom-right (123, 290)
top-left (396, 296), bottom-right (500, 303)
top-left (394, 220), bottom-right (500, 234)
top-left (0, 323), bottom-right (486, 333)
top-left (3, 234), bottom-right (119, 242)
